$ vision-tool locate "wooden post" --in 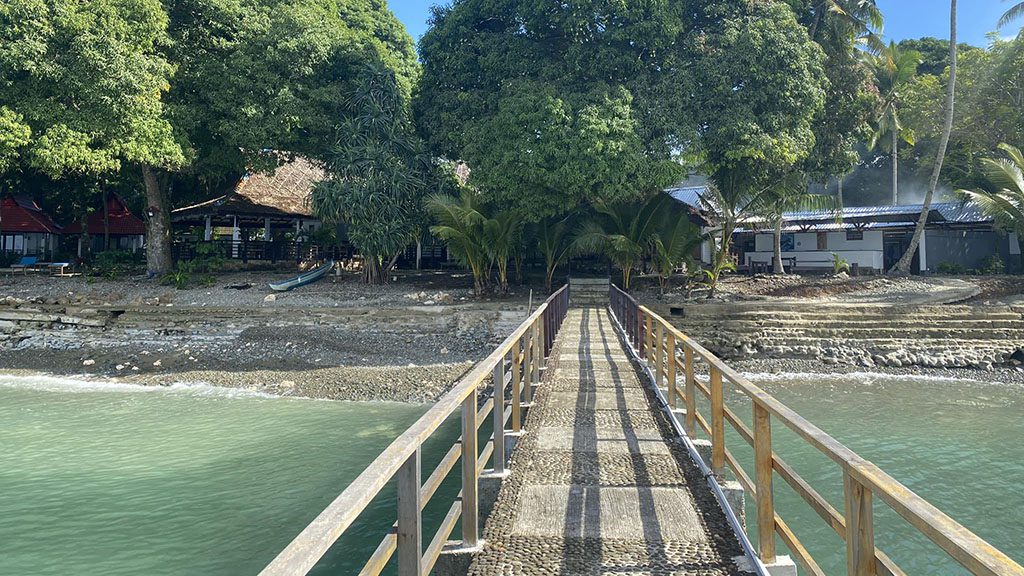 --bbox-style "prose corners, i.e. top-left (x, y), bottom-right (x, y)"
top-left (461, 389), bottom-right (479, 548)
top-left (666, 333), bottom-right (677, 407)
top-left (532, 321), bottom-right (542, 387)
top-left (523, 331), bottom-right (533, 404)
top-left (397, 447), bottom-right (422, 576)
top-left (655, 322), bottom-right (665, 388)
top-left (637, 309), bottom-right (645, 358)
top-left (753, 403), bottom-right (776, 563)
top-left (512, 342), bottom-right (522, 432)
top-left (684, 346), bottom-right (696, 436)
top-left (645, 312), bottom-right (654, 365)
top-left (710, 365), bottom-right (725, 475)
top-left (844, 472), bottom-right (875, 576)
top-left (493, 360), bottom-right (506, 474)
